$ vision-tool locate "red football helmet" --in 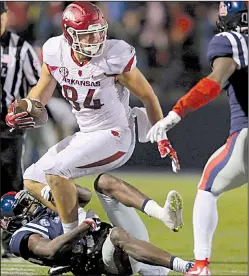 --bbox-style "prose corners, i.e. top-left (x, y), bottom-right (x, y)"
top-left (62, 2), bottom-right (108, 57)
